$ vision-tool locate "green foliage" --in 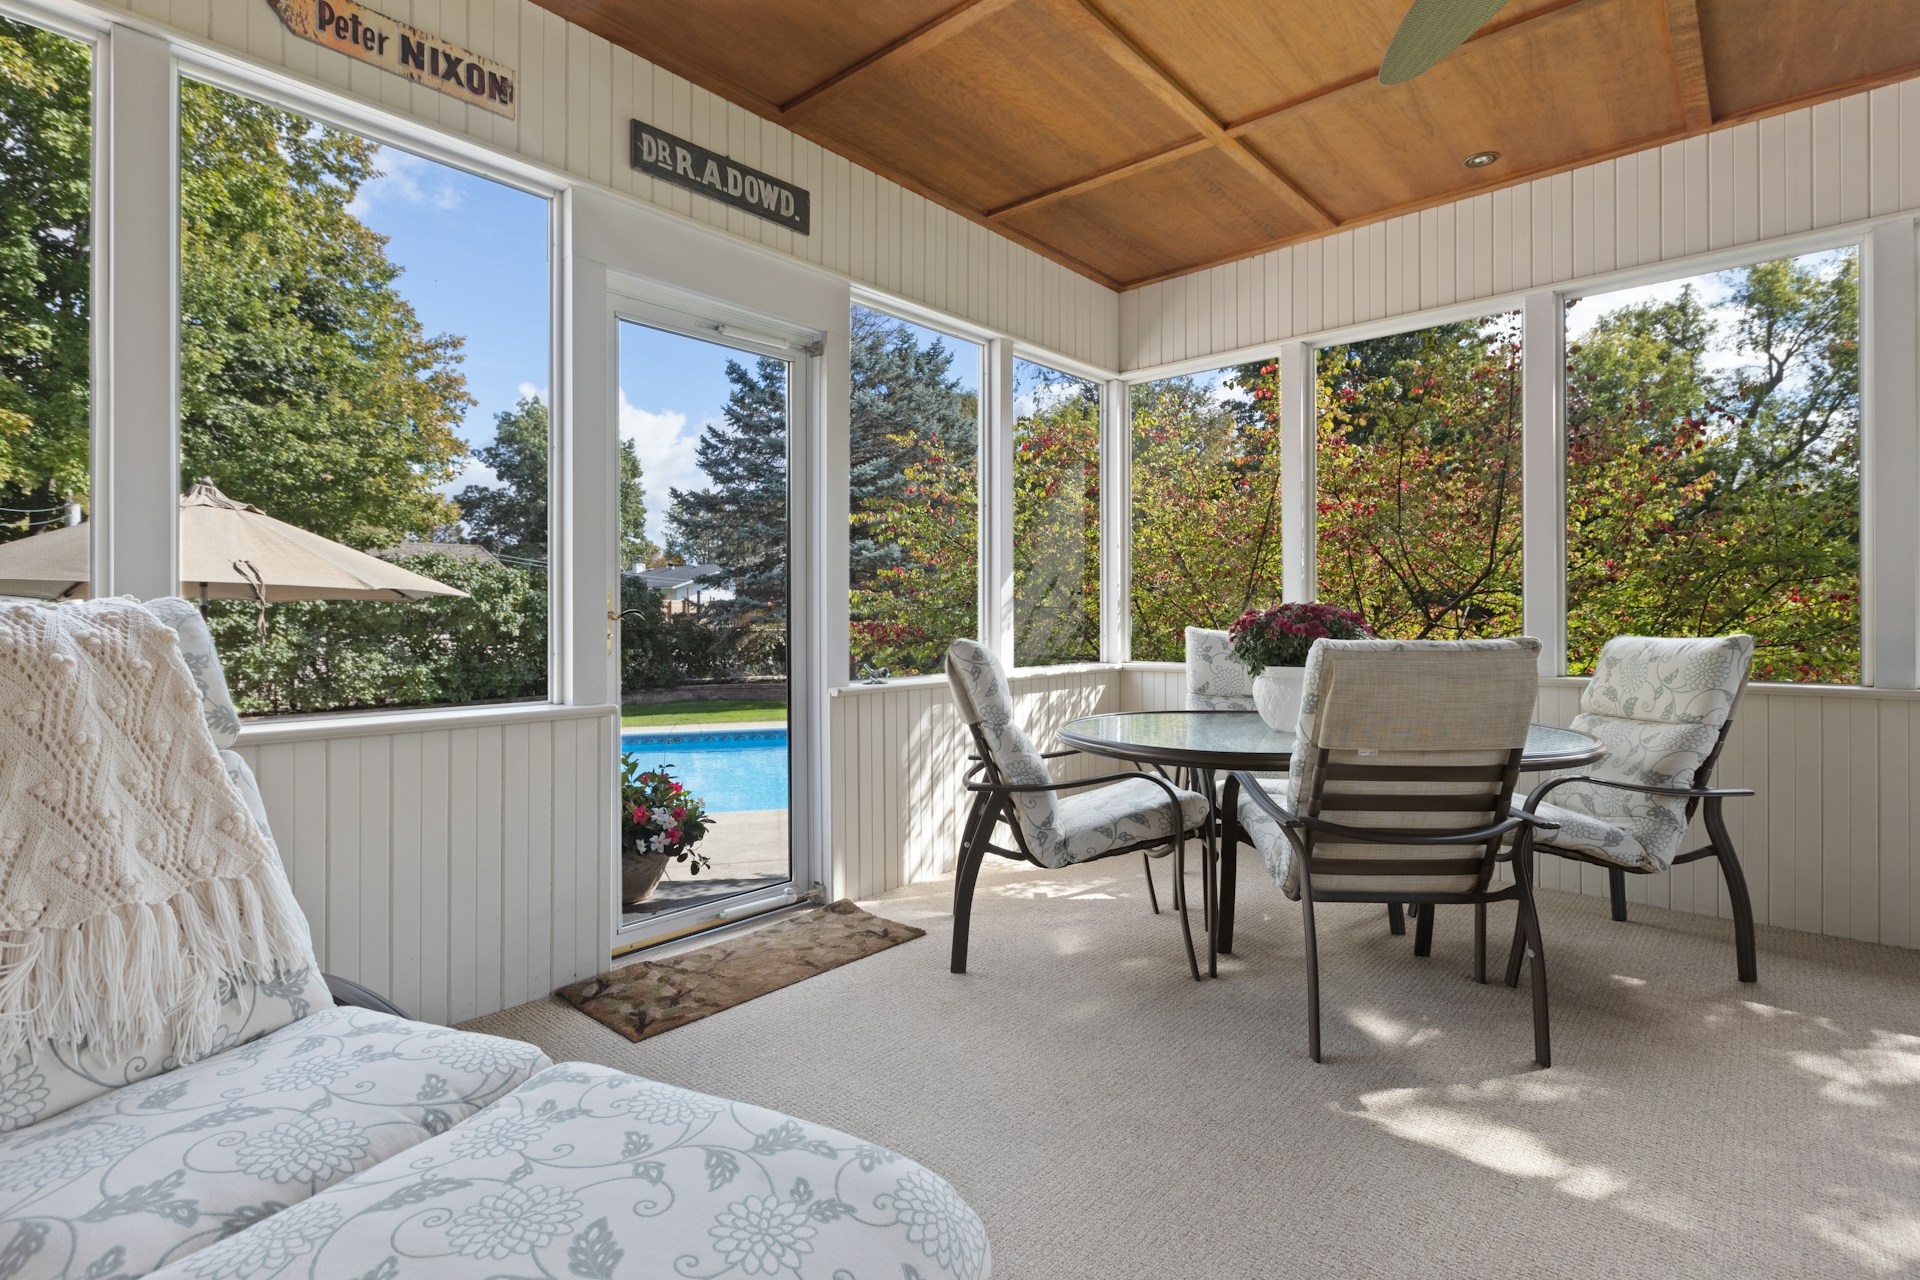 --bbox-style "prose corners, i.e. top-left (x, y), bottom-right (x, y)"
top-left (666, 356), bottom-right (789, 627)
top-left (0, 18), bottom-right (91, 532)
top-left (179, 82), bottom-right (472, 549)
top-left (206, 552), bottom-right (548, 715)
top-left (1013, 369), bottom-right (1099, 666)
top-left (1128, 366), bottom-right (1283, 662)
